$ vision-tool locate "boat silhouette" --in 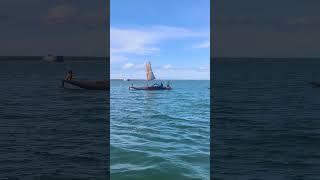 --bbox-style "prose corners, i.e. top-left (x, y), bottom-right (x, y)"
top-left (129, 61), bottom-right (172, 91)
top-left (310, 81), bottom-right (320, 87)
top-left (62, 79), bottom-right (109, 90)
top-left (43, 53), bottom-right (64, 62)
